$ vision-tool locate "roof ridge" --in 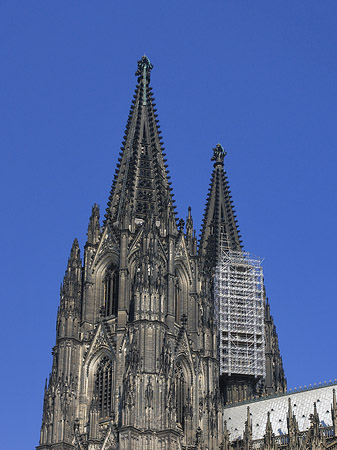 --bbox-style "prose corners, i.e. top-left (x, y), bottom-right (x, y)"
top-left (224, 380), bottom-right (337, 409)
